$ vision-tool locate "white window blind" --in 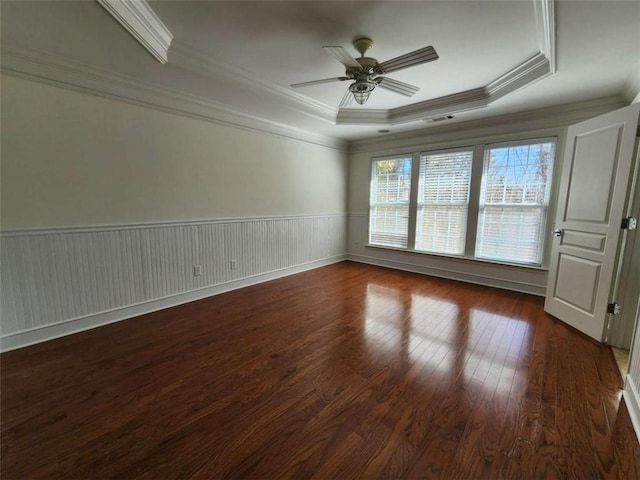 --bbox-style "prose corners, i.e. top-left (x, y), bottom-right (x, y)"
top-left (476, 141), bottom-right (555, 265)
top-left (415, 150), bottom-right (473, 255)
top-left (369, 156), bottom-right (412, 248)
